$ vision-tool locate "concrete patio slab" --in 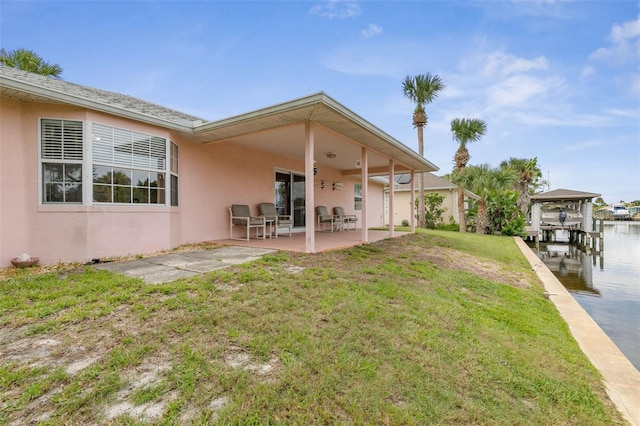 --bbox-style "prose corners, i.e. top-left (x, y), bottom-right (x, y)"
top-left (94, 246), bottom-right (276, 284)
